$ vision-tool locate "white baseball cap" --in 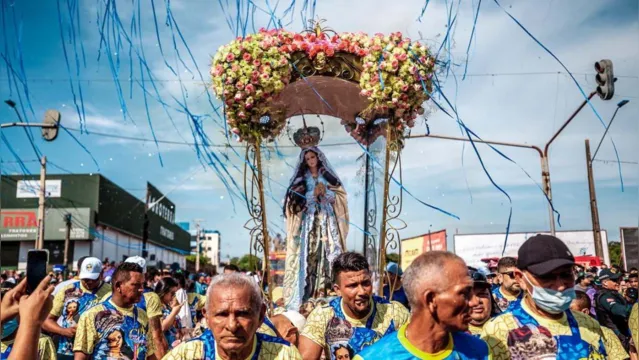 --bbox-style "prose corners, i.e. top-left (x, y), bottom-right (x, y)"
top-left (125, 256), bottom-right (147, 273)
top-left (282, 310), bottom-right (306, 331)
top-left (79, 257), bottom-right (103, 280)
